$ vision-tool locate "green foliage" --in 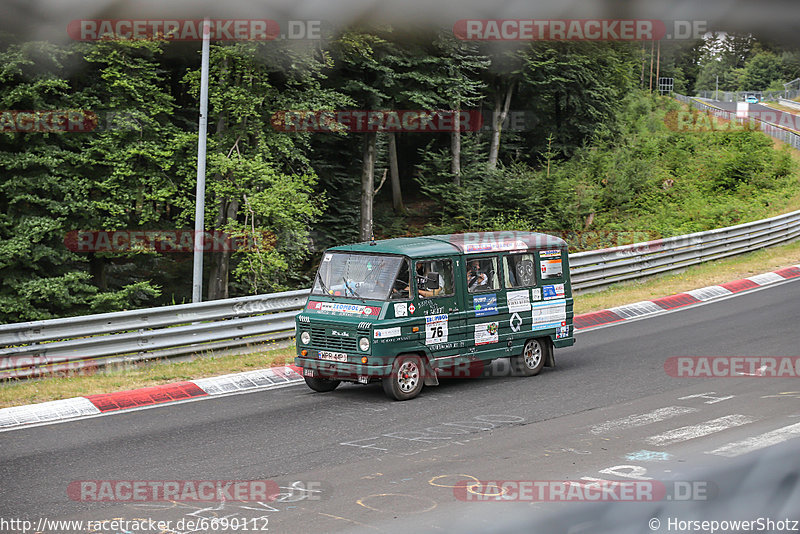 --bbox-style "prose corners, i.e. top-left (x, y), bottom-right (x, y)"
top-left (0, 41), bottom-right (165, 321)
top-left (2, 31), bottom-right (799, 323)
top-left (737, 51), bottom-right (784, 91)
top-left (516, 41), bottom-right (641, 157)
top-left (180, 41), bottom-right (344, 294)
top-left (419, 92), bottom-right (800, 241)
